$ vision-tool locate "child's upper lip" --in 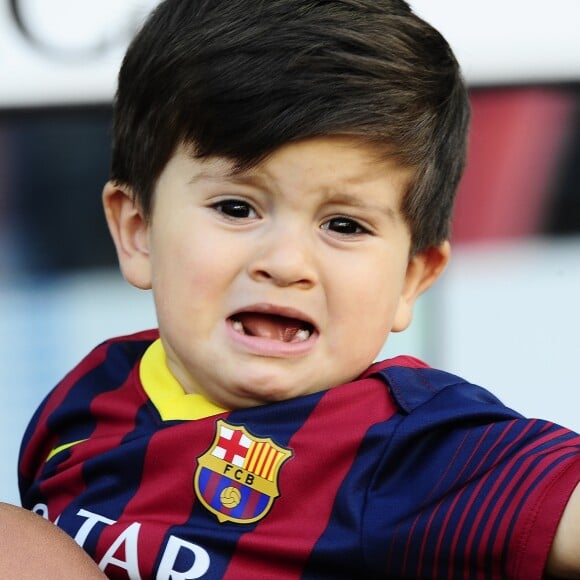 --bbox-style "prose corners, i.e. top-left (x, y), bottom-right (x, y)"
top-left (228, 303), bottom-right (318, 332)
